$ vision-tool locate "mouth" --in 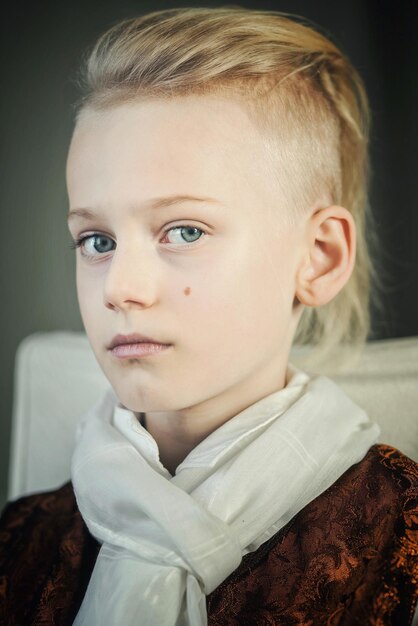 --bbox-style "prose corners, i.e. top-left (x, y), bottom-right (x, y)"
top-left (108, 333), bottom-right (171, 350)
top-left (110, 342), bottom-right (171, 359)
top-left (107, 333), bottom-right (172, 359)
